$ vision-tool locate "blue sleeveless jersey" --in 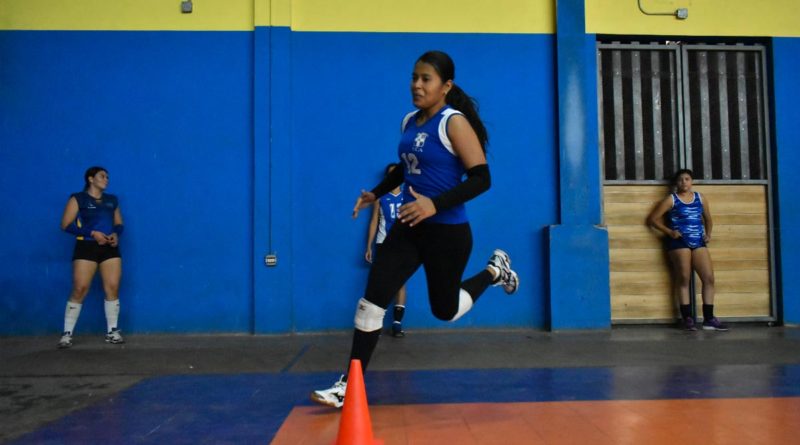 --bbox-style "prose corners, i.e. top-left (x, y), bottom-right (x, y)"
top-left (398, 105), bottom-right (467, 224)
top-left (71, 191), bottom-right (118, 241)
top-left (668, 192), bottom-right (705, 248)
top-left (377, 191), bottom-right (403, 244)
